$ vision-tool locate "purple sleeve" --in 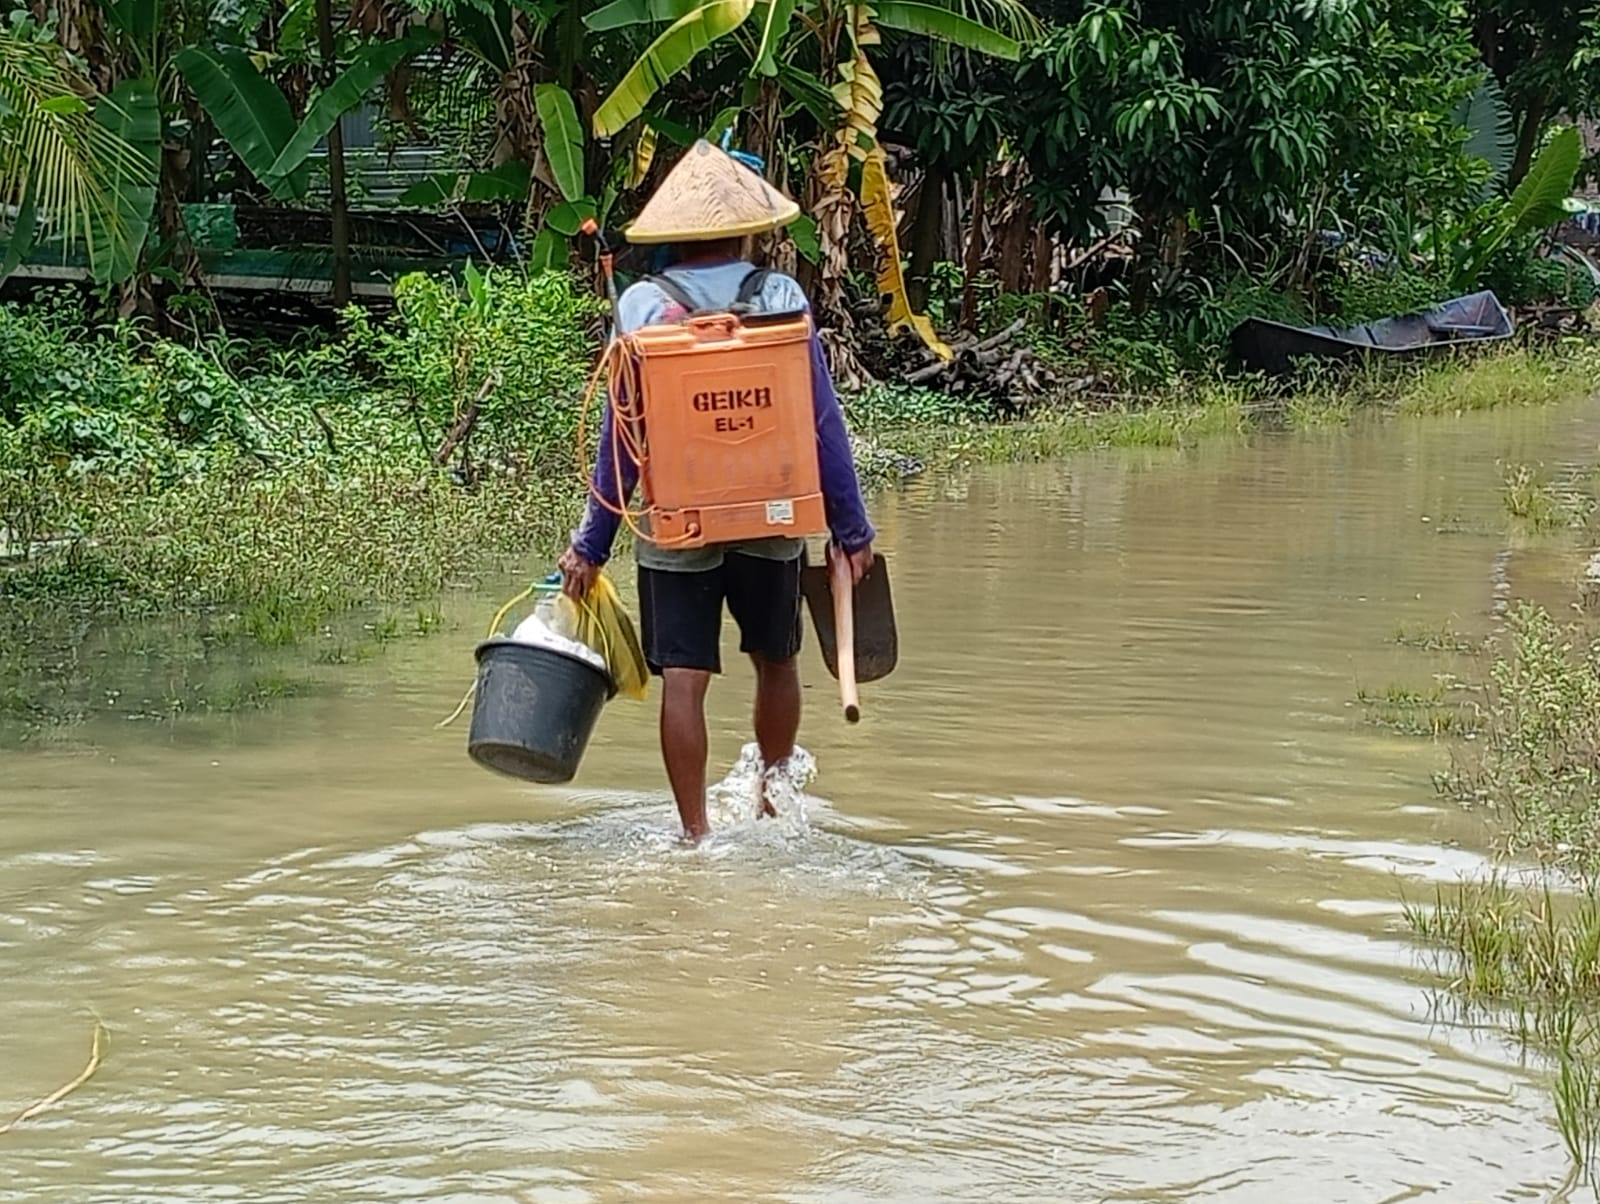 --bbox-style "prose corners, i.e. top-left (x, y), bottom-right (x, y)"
top-left (571, 401), bottom-right (638, 566)
top-left (810, 334), bottom-right (875, 554)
